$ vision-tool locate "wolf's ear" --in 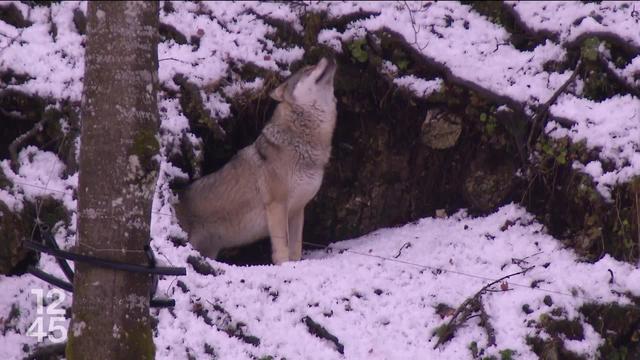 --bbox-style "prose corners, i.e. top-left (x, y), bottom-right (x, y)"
top-left (270, 83), bottom-right (287, 102)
